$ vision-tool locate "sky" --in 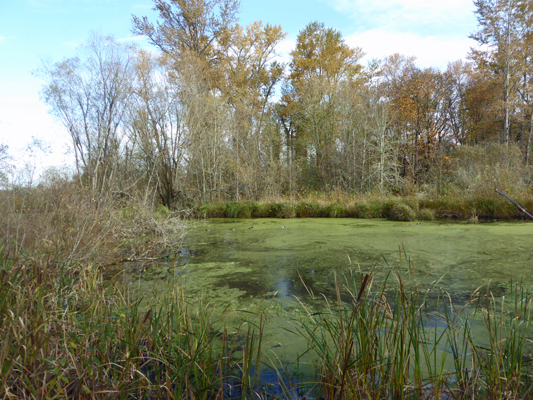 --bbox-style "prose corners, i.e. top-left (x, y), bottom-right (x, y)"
top-left (0, 0), bottom-right (478, 177)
